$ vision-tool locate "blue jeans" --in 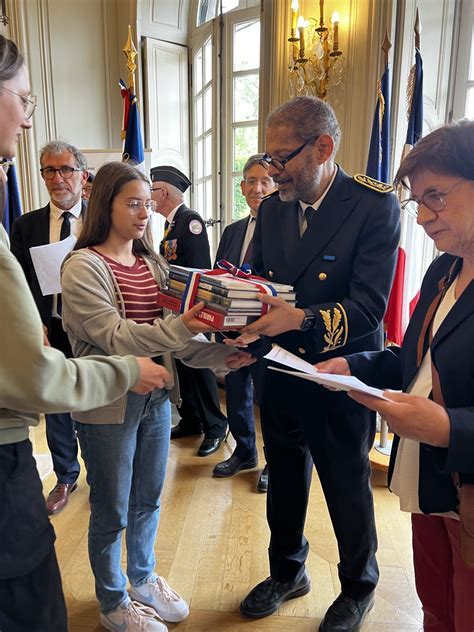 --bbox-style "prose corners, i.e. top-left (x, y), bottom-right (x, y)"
top-left (76, 389), bottom-right (171, 614)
